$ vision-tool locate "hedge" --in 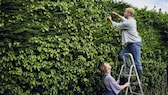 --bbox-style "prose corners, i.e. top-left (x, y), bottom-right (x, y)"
top-left (0, 0), bottom-right (168, 94)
